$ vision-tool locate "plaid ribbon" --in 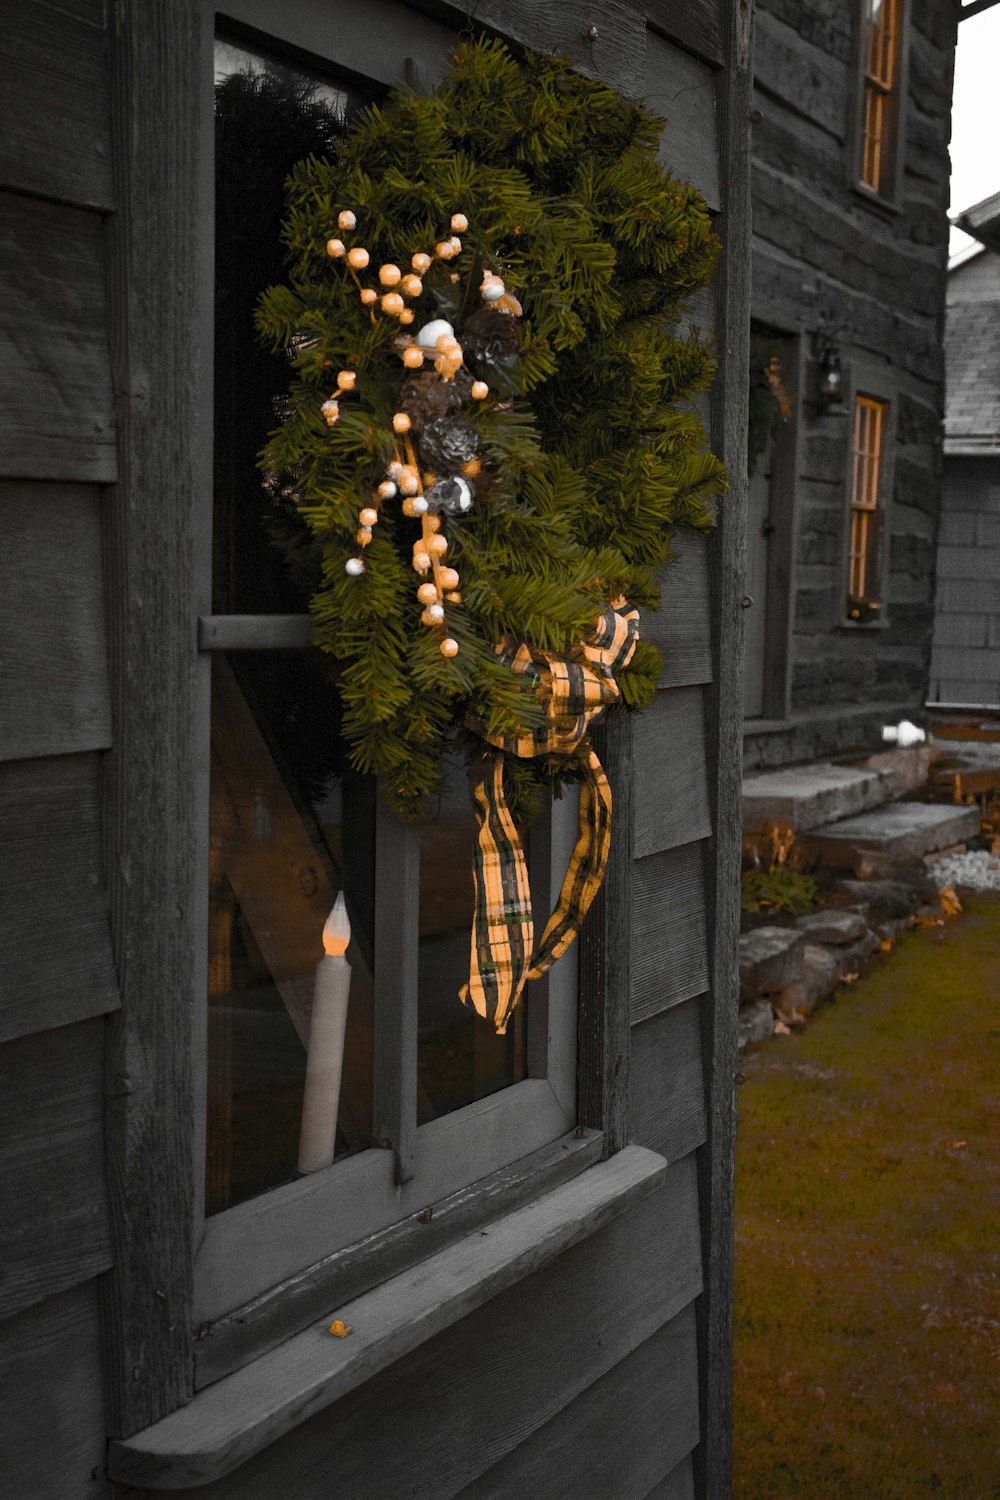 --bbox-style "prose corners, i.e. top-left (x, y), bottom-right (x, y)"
top-left (461, 603), bottom-right (640, 1034)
